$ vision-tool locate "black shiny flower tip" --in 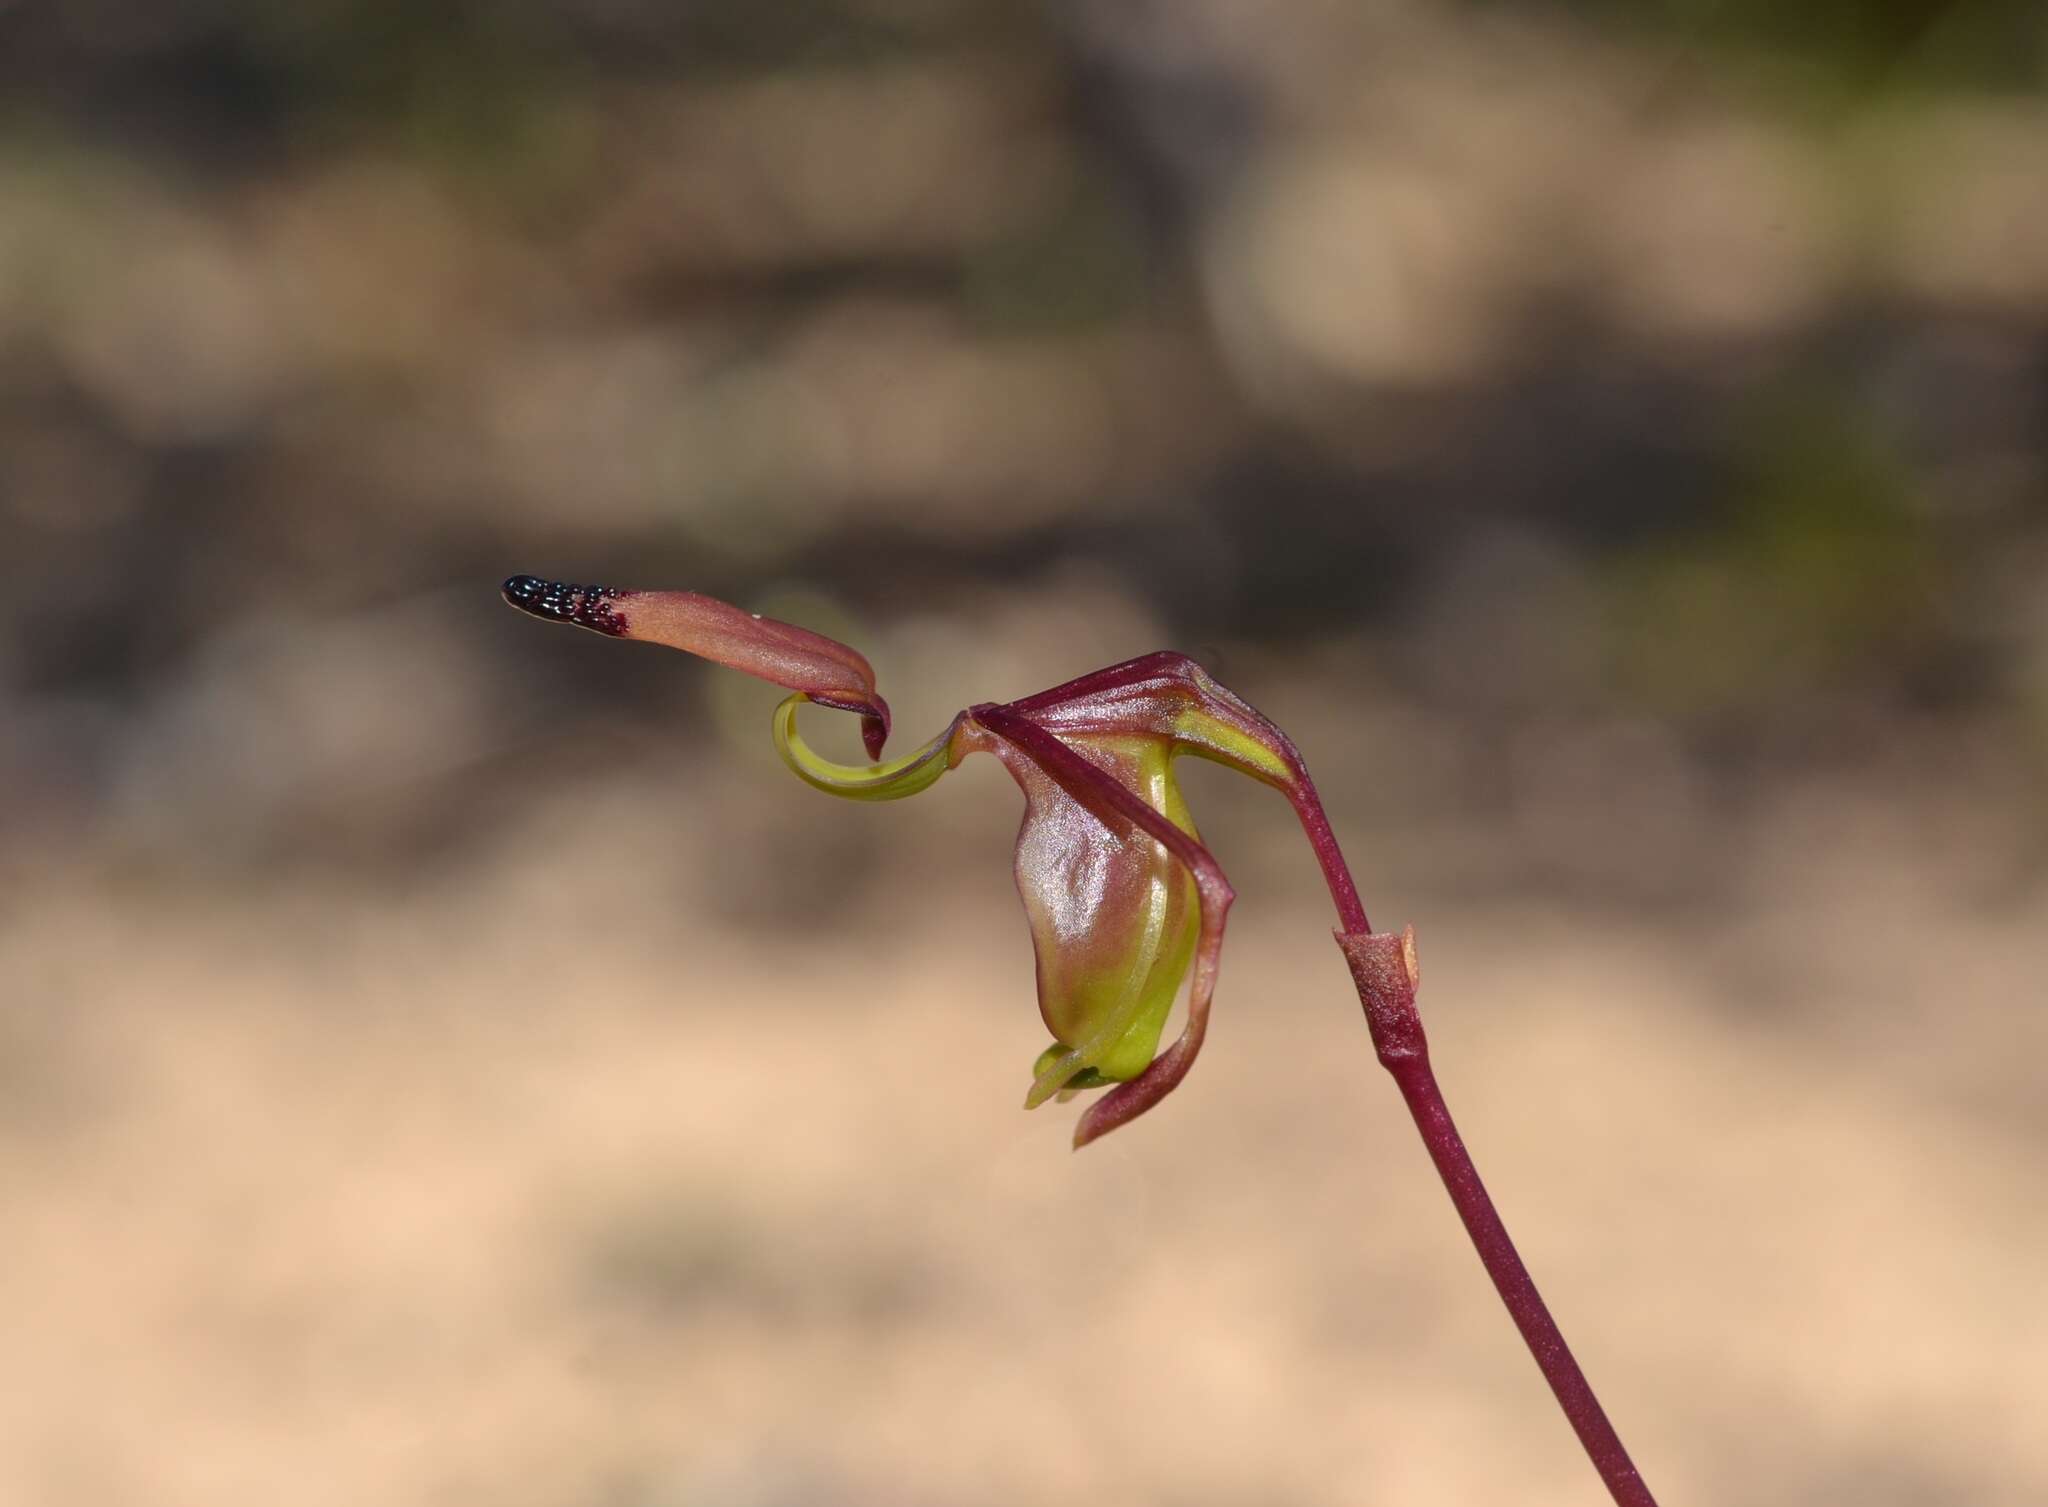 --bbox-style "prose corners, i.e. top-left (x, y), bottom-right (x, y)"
top-left (501, 575), bottom-right (627, 635)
